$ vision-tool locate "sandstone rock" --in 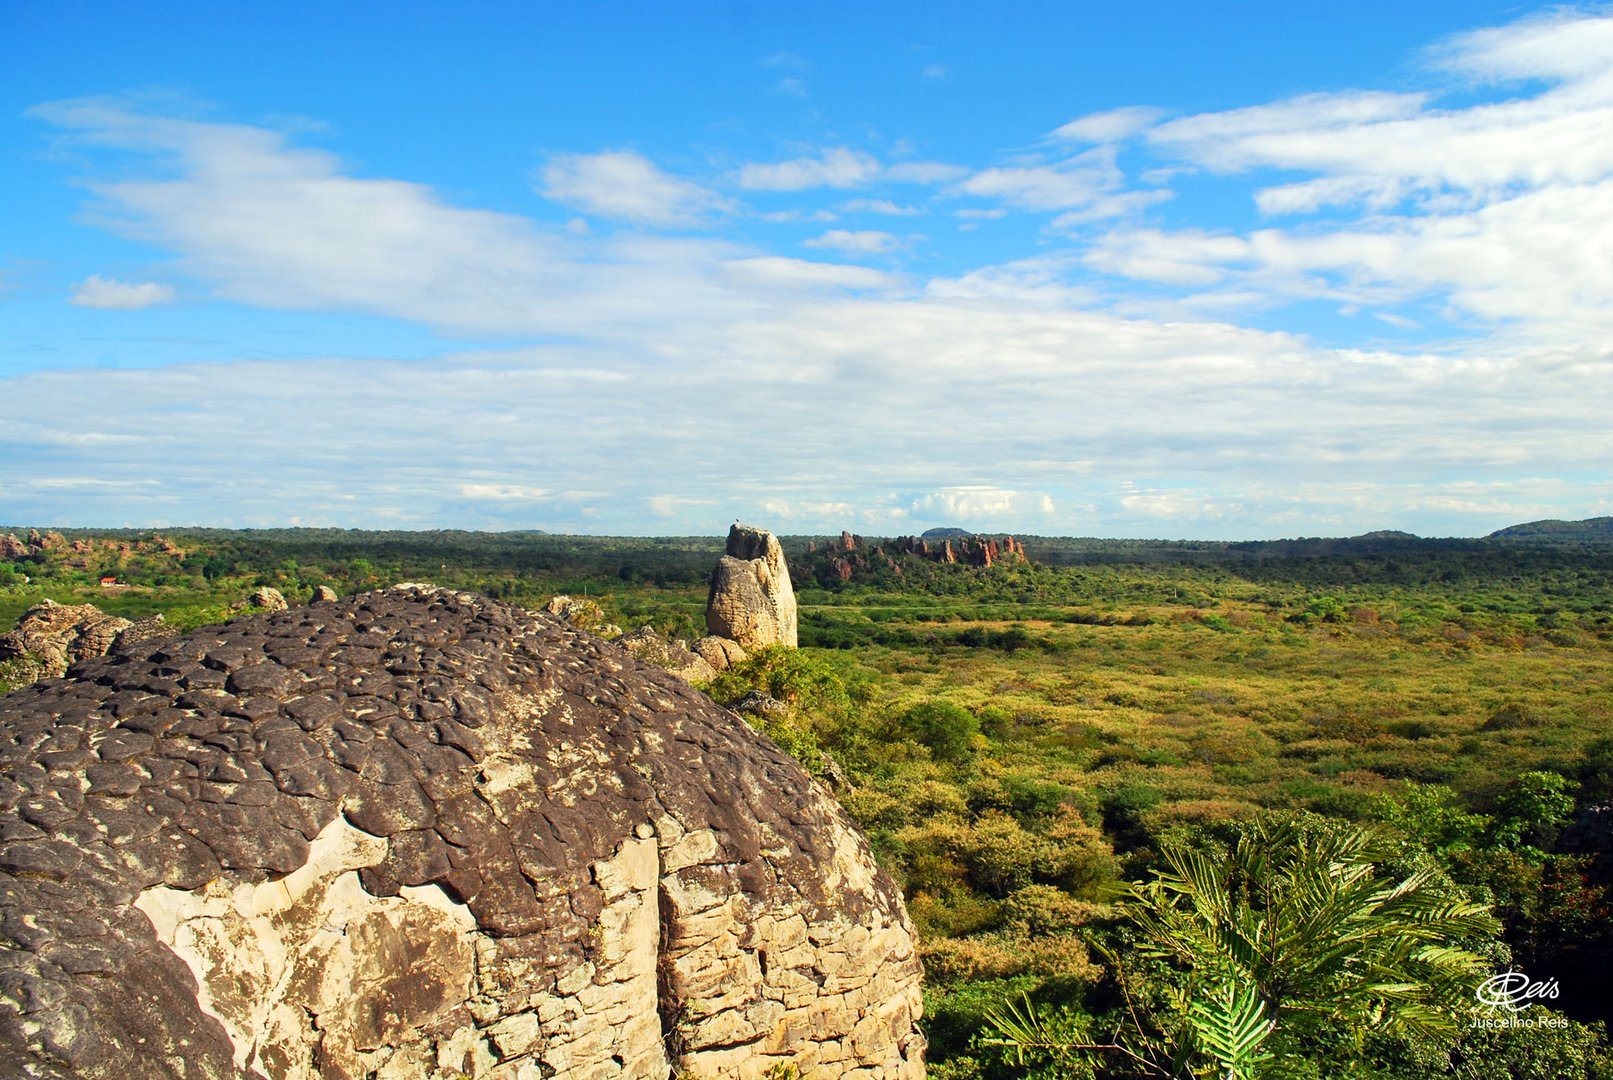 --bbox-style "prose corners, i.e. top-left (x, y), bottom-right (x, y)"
top-left (706, 524), bottom-right (798, 650)
top-left (542, 593), bottom-right (616, 636)
top-left (0, 533), bottom-right (27, 560)
top-left (618, 626), bottom-right (718, 683)
top-left (311, 585), bottom-right (339, 603)
top-left (733, 689), bottom-right (789, 719)
top-left (0, 586), bottom-right (925, 1078)
top-left (28, 529), bottom-right (68, 552)
top-left (247, 586), bottom-right (288, 611)
top-left (113, 614), bottom-right (169, 651)
top-left (0, 600), bottom-right (133, 679)
top-left (693, 635), bottom-right (748, 672)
